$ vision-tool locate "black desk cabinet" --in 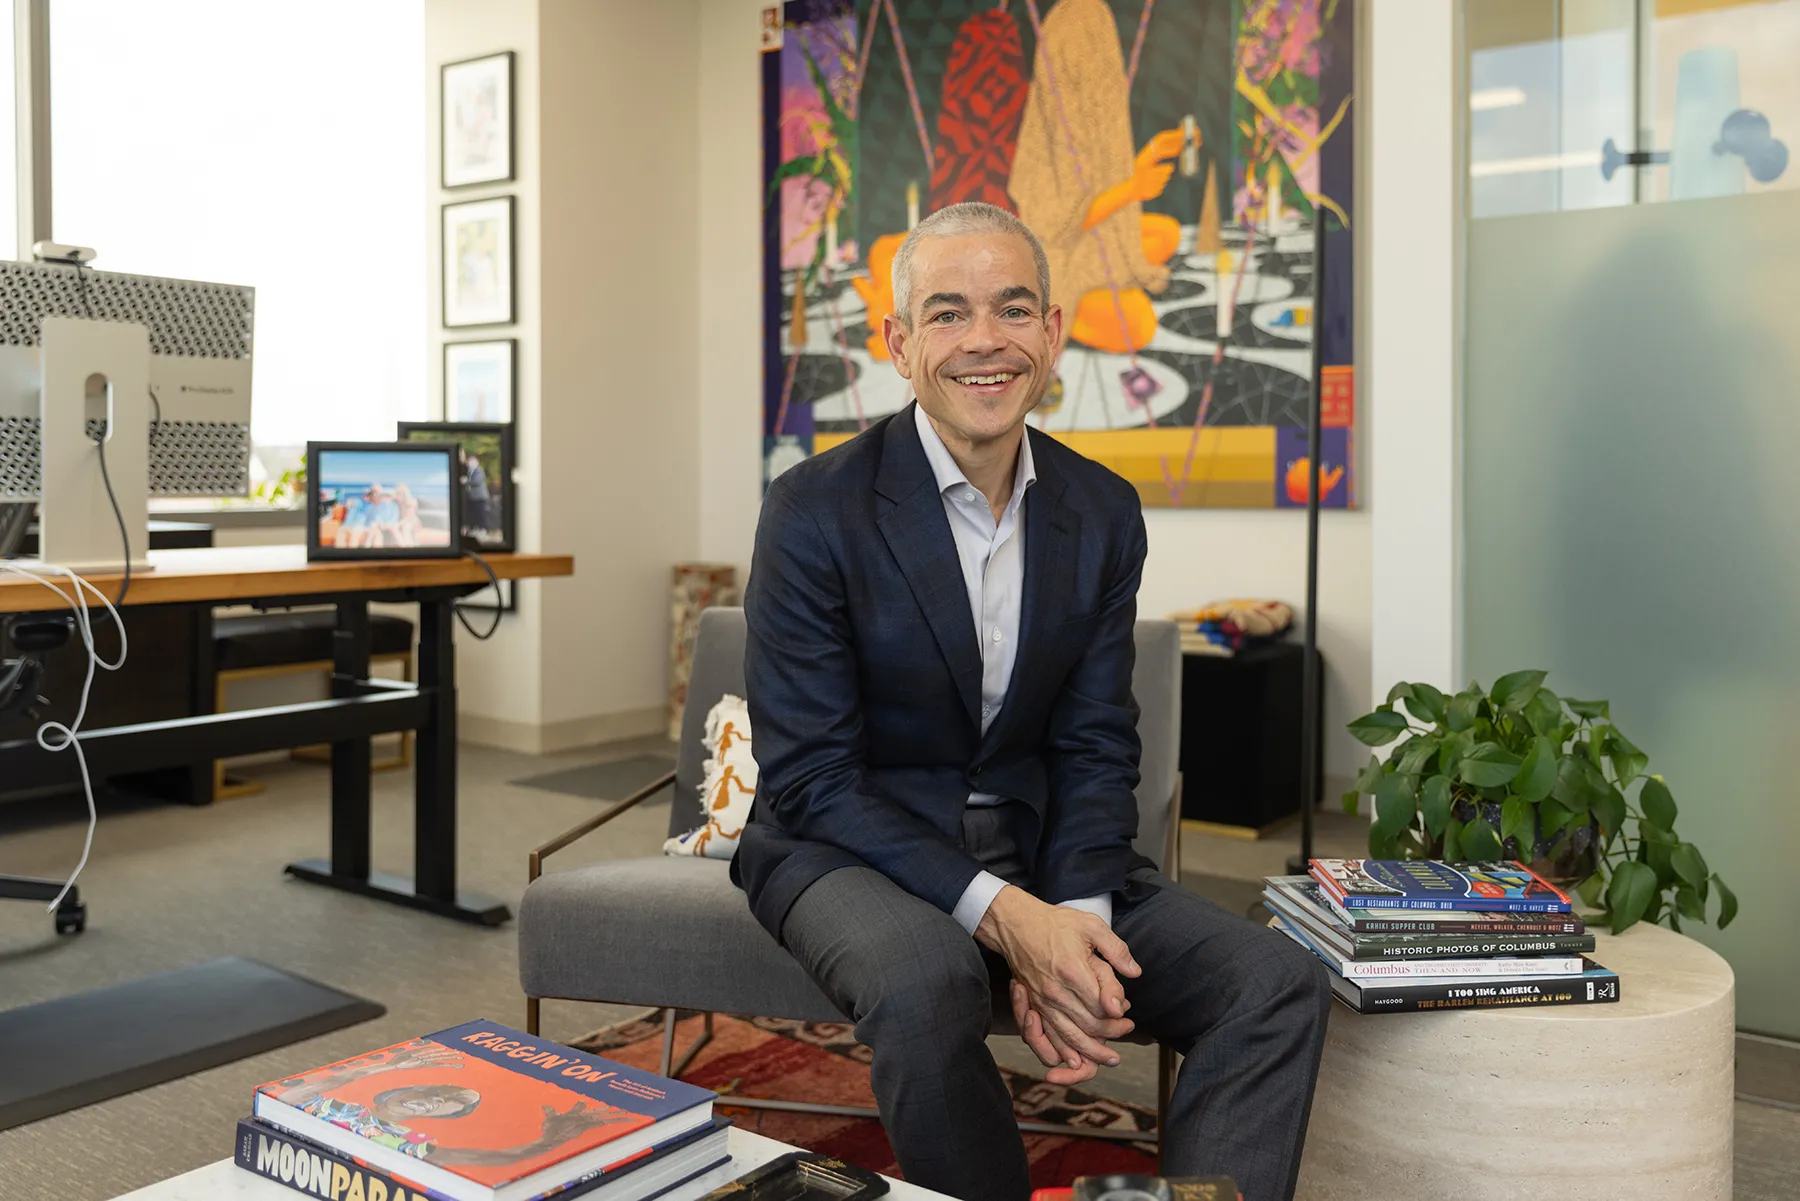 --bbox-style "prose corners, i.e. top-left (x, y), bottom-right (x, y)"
top-left (1177, 640), bottom-right (1325, 834)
